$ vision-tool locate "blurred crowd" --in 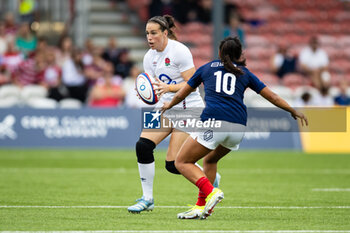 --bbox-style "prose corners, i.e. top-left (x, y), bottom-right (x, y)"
top-left (1, 0), bottom-right (349, 109)
top-left (0, 11), bottom-right (149, 109)
top-left (271, 35), bottom-right (350, 107)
